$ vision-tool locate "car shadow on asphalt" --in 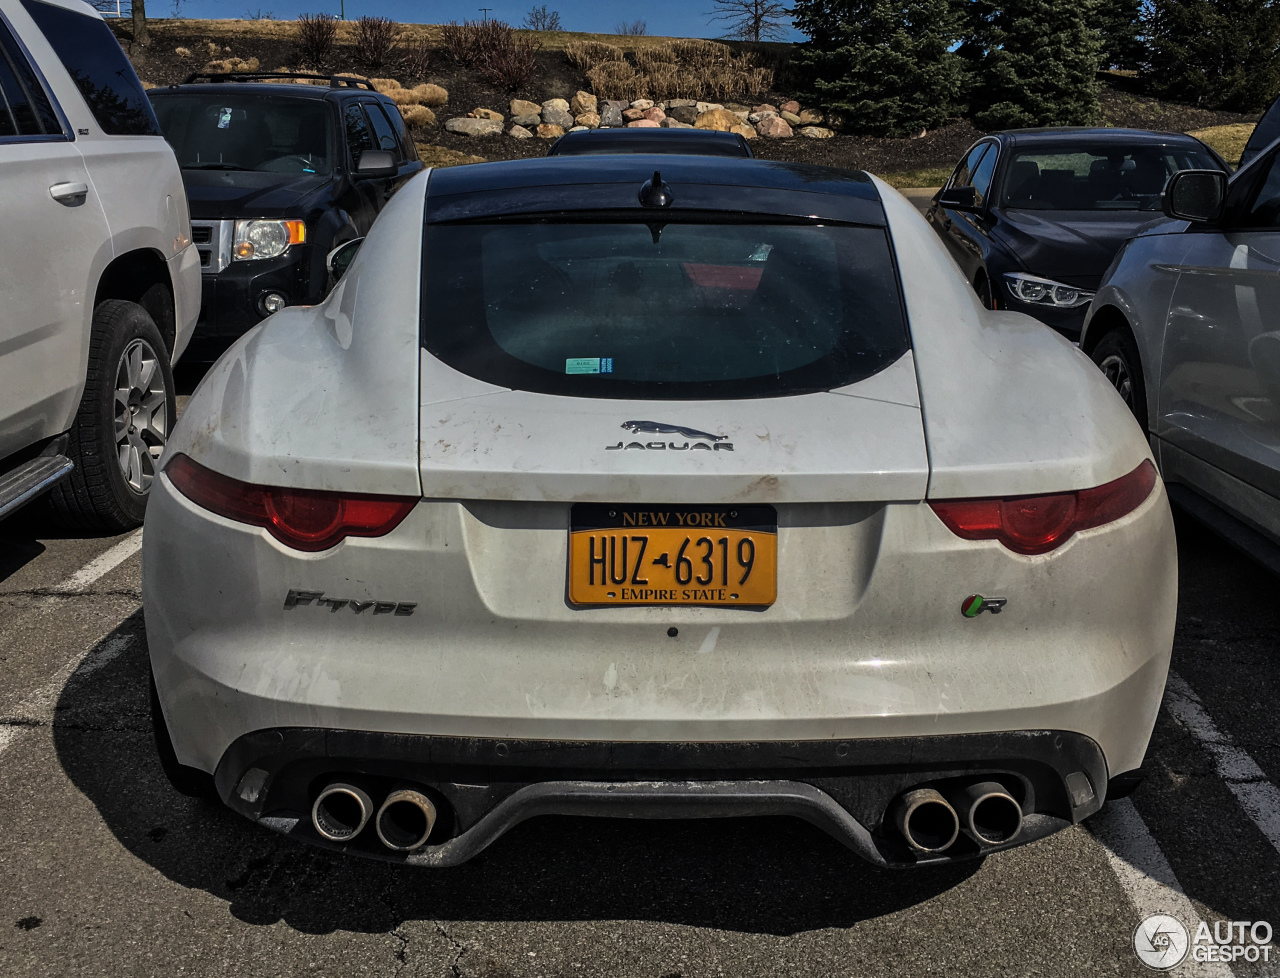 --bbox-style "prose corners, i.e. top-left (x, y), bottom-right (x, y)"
top-left (51, 619), bottom-right (982, 937)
